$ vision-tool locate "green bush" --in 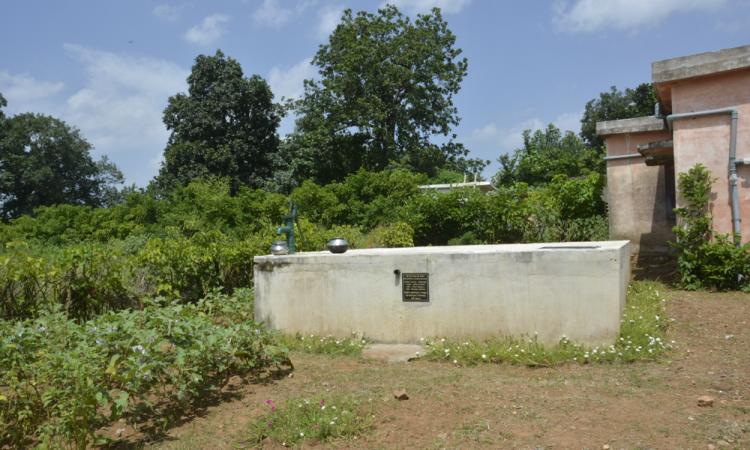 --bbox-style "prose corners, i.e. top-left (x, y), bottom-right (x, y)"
top-left (0, 242), bottom-right (135, 322)
top-left (0, 291), bottom-right (289, 449)
top-left (366, 222), bottom-right (414, 248)
top-left (673, 164), bottom-right (750, 290)
top-left (135, 230), bottom-right (269, 302)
